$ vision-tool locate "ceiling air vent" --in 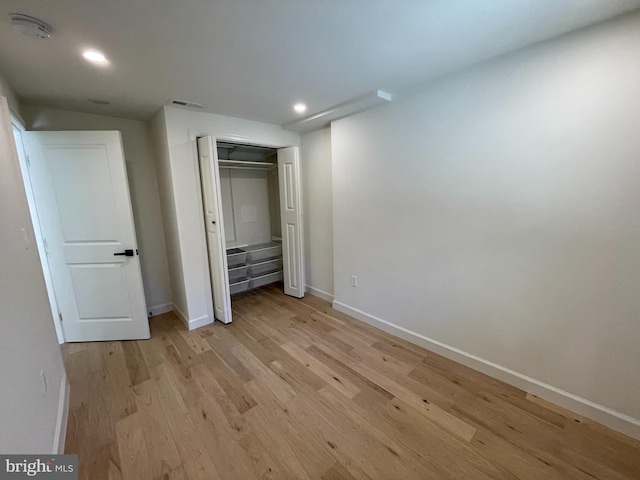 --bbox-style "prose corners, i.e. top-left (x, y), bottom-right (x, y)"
top-left (168, 99), bottom-right (205, 109)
